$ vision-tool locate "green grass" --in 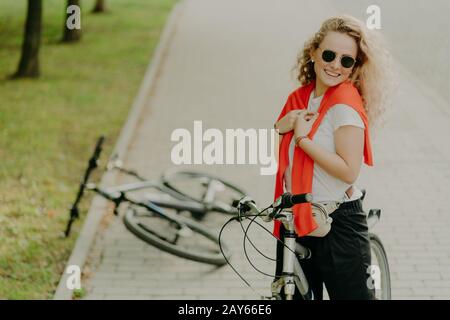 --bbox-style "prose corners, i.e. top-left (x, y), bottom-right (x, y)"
top-left (0, 0), bottom-right (177, 299)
